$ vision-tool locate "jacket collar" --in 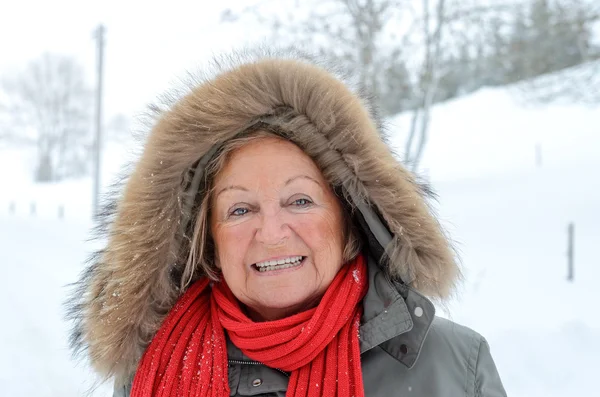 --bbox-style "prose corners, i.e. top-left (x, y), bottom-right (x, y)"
top-left (226, 255), bottom-right (436, 369)
top-left (359, 255), bottom-right (435, 368)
